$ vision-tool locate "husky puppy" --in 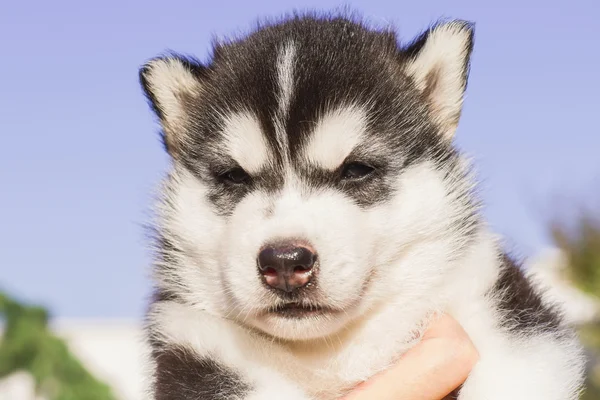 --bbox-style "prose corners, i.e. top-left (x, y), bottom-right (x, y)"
top-left (139, 12), bottom-right (585, 400)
